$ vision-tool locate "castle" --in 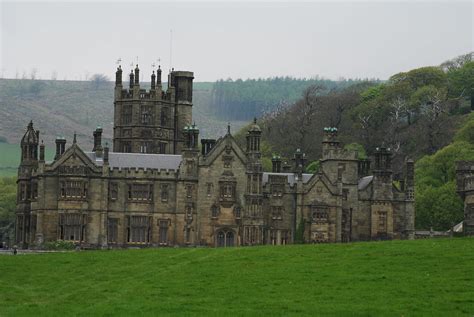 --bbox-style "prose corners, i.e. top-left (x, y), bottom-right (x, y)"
top-left (15, 65), bottom-right (415, 248)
